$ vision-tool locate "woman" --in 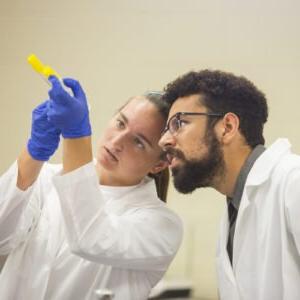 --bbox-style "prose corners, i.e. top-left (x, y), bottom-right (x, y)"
top-left (0, 77), bottom-right (183, 300)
